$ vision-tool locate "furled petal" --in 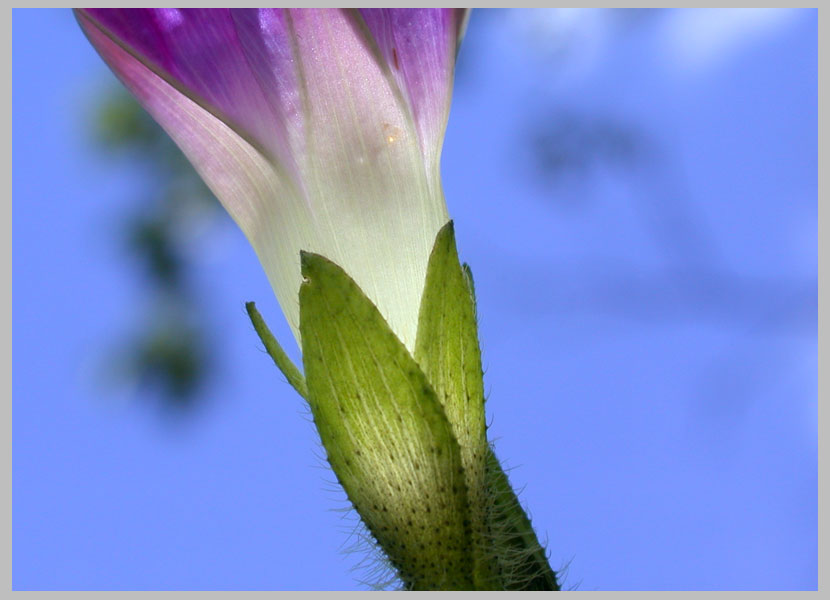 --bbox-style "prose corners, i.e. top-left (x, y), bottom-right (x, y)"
top-left (77, 8), bottom-right (456, 351)
top-left (81, 9), bottom-right (308, 180)
top-left (227, 10), bottom-right (307, 167)
top-left (357, 9), bottom-right (469, 174)
top-left (275, 9), bottom-right (450, 349)
top-left (76, 8), bottom-right (313, 324)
